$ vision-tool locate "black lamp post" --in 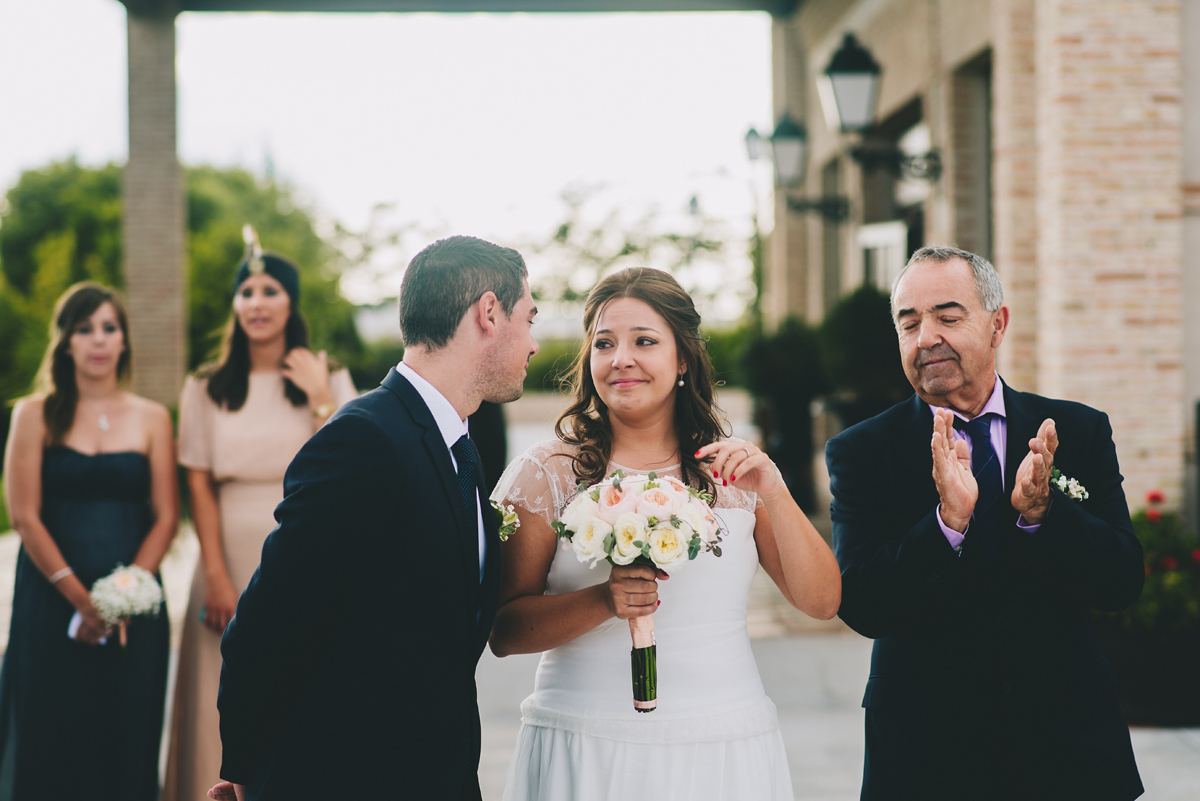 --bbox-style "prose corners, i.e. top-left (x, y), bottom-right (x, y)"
top-left (821, 32), bottom-right (942, 182)
top-left (745, 113), bottom-right (850, 222)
